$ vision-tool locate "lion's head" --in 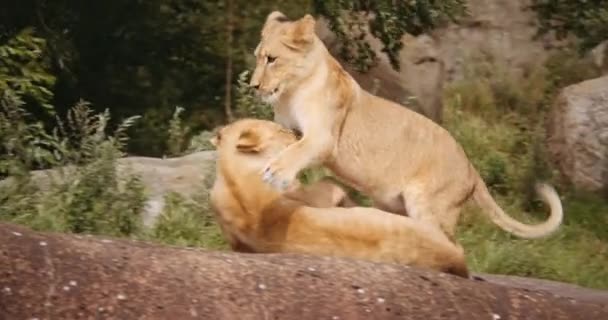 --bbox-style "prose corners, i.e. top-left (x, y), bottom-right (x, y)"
top-left (210, 119), bottom-right (297, 169)
top-left (249, 11), bottom-right (321, 104)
